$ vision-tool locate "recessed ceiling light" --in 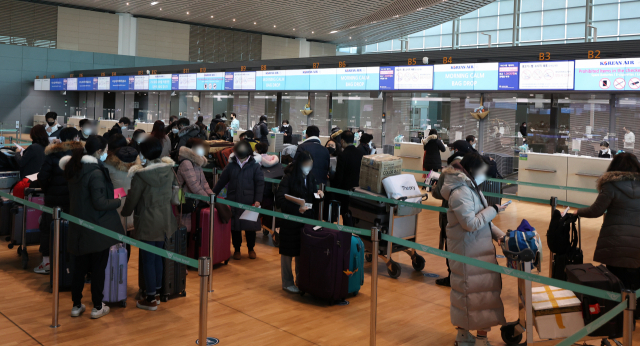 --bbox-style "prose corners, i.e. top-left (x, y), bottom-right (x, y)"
top-left (293, 28), bottom-right (295, 31)
top-left (311, 31), bottom-right (314, 34)
top-left (233, 18), bottom-right (236, 21)
top-left (159, 7), bottom-right (162, 10)
top-left (150, 1), bottom-right (158, 5)
top-left (126, 2), bottom-right (129, 5)
top-left (330, 30), bottom-right (338, 34)
top-left (273, 25), bottom-right (276, 27)
top-left (186, 11), bottom-right (189, 14)
top-left (349, 36), bottom-right (352, 39)
top-left (210, 15), bottom-right (213, 18)
top-left (253, 22), bottom-right (257, 25)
